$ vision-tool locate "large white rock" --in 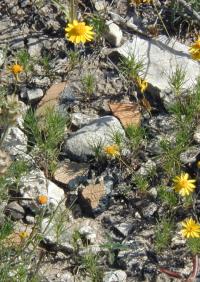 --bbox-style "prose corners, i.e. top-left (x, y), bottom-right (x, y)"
top-left (3, 127), bottom-right (27, 157)
top-left (103, 270), bottom-right (127, 282)
top-left (19, 169), bottom-right (65, 213)
top-left (116, 35), bottom-right (200, 94)
top-left (64, 116), bottom-right (125, 161)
